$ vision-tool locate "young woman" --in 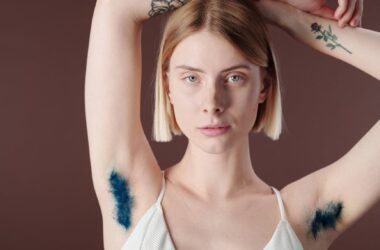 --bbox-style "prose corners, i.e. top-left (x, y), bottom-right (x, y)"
top-left (84, 0), bottom-right (379, 249)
